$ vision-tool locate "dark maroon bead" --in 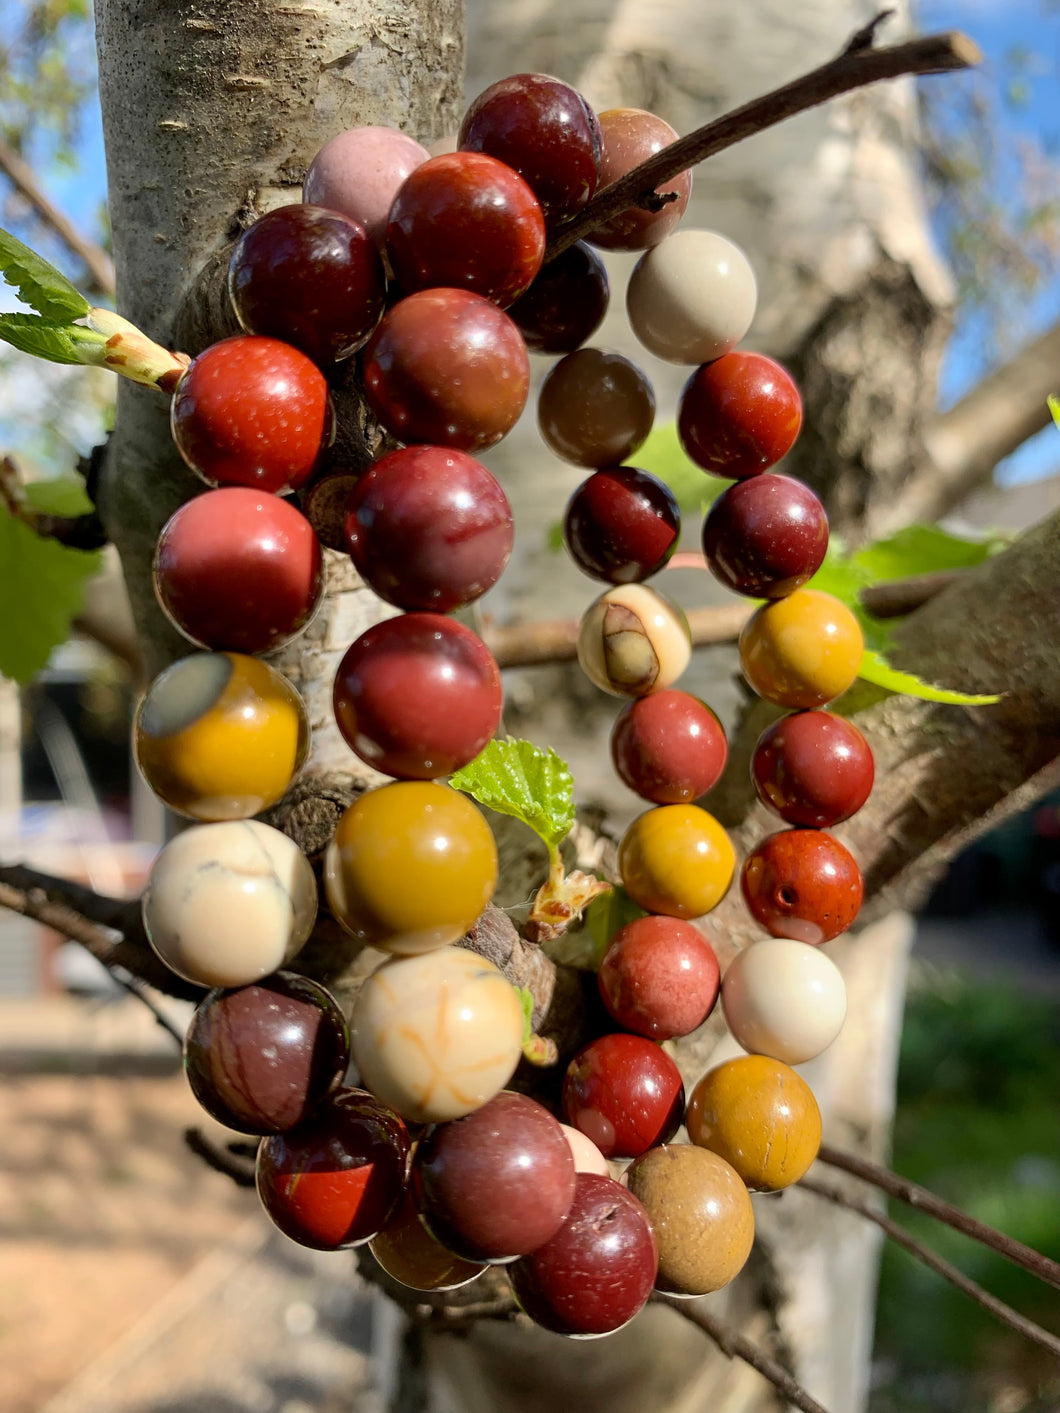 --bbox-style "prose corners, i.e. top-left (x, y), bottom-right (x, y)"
top-left (385, 152), bottom-right (545, 308)
top-left (610, 689), bottom-right (728, 804)
top-left (742, 829), bottom-right (864, 945)
top-left (344, 446), bottom-right (513, 611)
top-left (598, 915), bottom-right (720, 1040)
top-left (678, 353), bottom-right (802, 480)
top-left (562, 1033), bottom-right (684, 1159)
top-left (256, 1087), bottom-right (410, 1250)
top-left (507, 242), bottom-right (609, 354)
top-left (752, 711), bottom-right (874, 828)
top-left (333, 613), bottom-right (502, 779)
top-left (228, 204), bottom-right (386, 365)
top-left (413, 1093), bottom-right (576, 1262)
top-left (564, 467), bottom-right (680, 584)
top-left (703, 474), bottom-right (828, 598)
top-left (459, 73), bottom-right (602, 225)
top-left (183, 972), bottom-right (350, 1135)
top-left (508, 1173), bottom-right (658, 1337)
